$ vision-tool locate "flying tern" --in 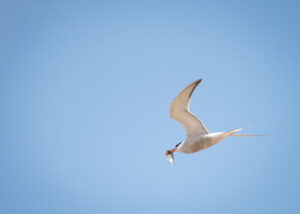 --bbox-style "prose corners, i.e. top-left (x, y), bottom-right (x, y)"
top-left (165, 79), bottom-right (262, 165)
